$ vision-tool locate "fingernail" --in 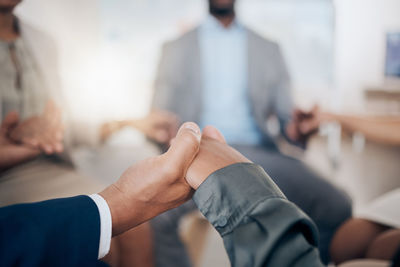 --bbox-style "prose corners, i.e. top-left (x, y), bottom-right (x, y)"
top-left (31, 139), bottom-right (38, 146)
top-left (56, 143), bottom-right (64, 152)
top-left (183, 122), bottom-right (201, 141)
